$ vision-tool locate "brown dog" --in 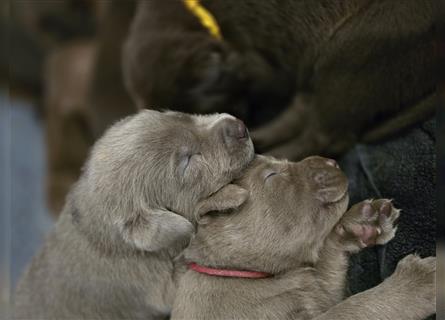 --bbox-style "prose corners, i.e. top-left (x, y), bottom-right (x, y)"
top-left (14, 110), bottom-right (253, 319)
top-left (172, 156), bottom-right (436, 320)
top-left (123, 0), bottom-right (435, 158)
